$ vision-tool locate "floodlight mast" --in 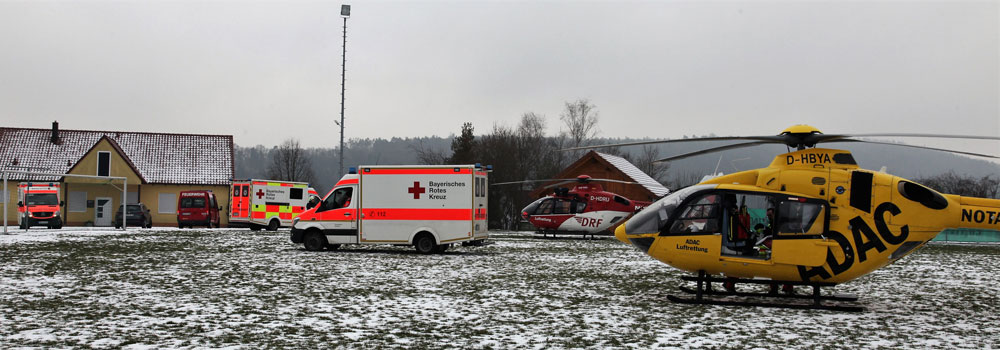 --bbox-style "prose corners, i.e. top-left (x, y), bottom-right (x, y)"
top-left (338, 4), bottom-right (351, 178)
